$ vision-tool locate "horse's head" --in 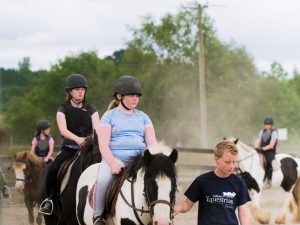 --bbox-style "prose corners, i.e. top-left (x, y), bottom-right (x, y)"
top-left (12, 151), bottom-right (43, 193)
top-left (79, 130), bottom-right (101, 170)
top-left (136, 142), bottom-right (178, 225)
